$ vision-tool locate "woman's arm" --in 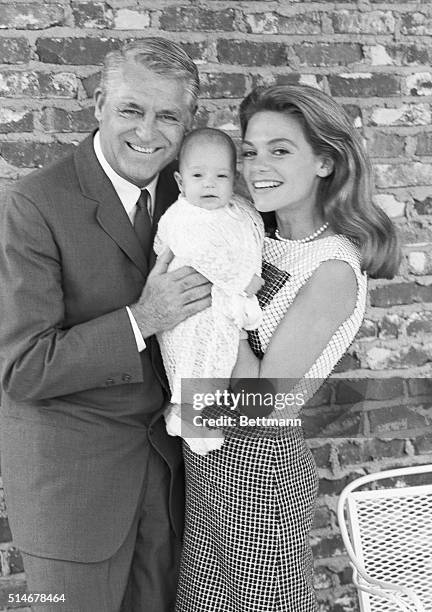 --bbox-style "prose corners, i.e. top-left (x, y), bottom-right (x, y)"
top-left (232, 259), bottom-right (358, 382)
